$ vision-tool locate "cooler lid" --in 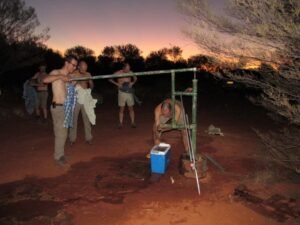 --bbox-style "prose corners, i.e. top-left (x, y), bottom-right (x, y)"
top-left (150, 143), bottom-right (170, 155)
